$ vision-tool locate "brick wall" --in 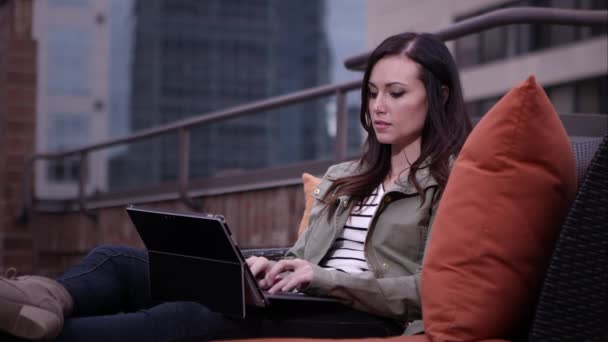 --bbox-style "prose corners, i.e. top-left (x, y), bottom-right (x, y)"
top-left (31, 184), bottom-right (306, 276)
top-left (0, 0), bottom-right (37, 274)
